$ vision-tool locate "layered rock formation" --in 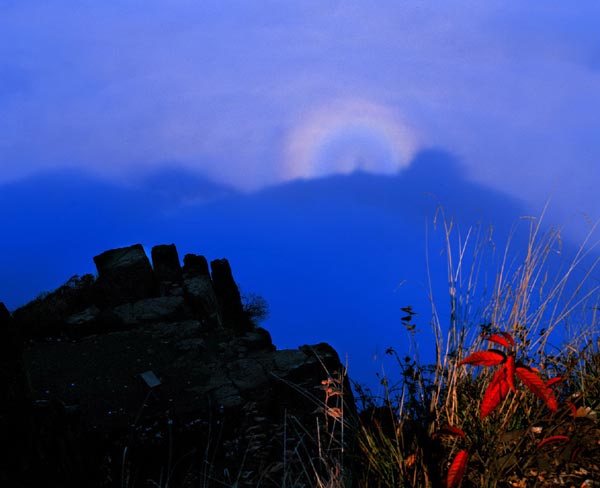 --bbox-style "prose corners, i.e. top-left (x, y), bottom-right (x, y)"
top-left (2, 244), bottom-right (356, 488)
